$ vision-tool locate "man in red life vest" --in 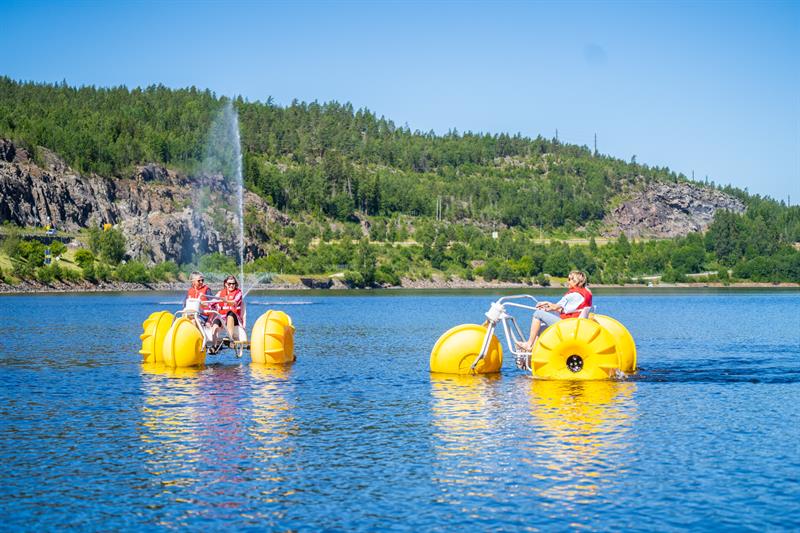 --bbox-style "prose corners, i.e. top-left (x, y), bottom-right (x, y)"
top-left (215, 275), bottom-right (243, 342)
top-left (185, 270), bottom-right (226, 344)
top-left (515, 270), bottom-right (592, 353)
top-left (186, 271), bottom-right (211, 317)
